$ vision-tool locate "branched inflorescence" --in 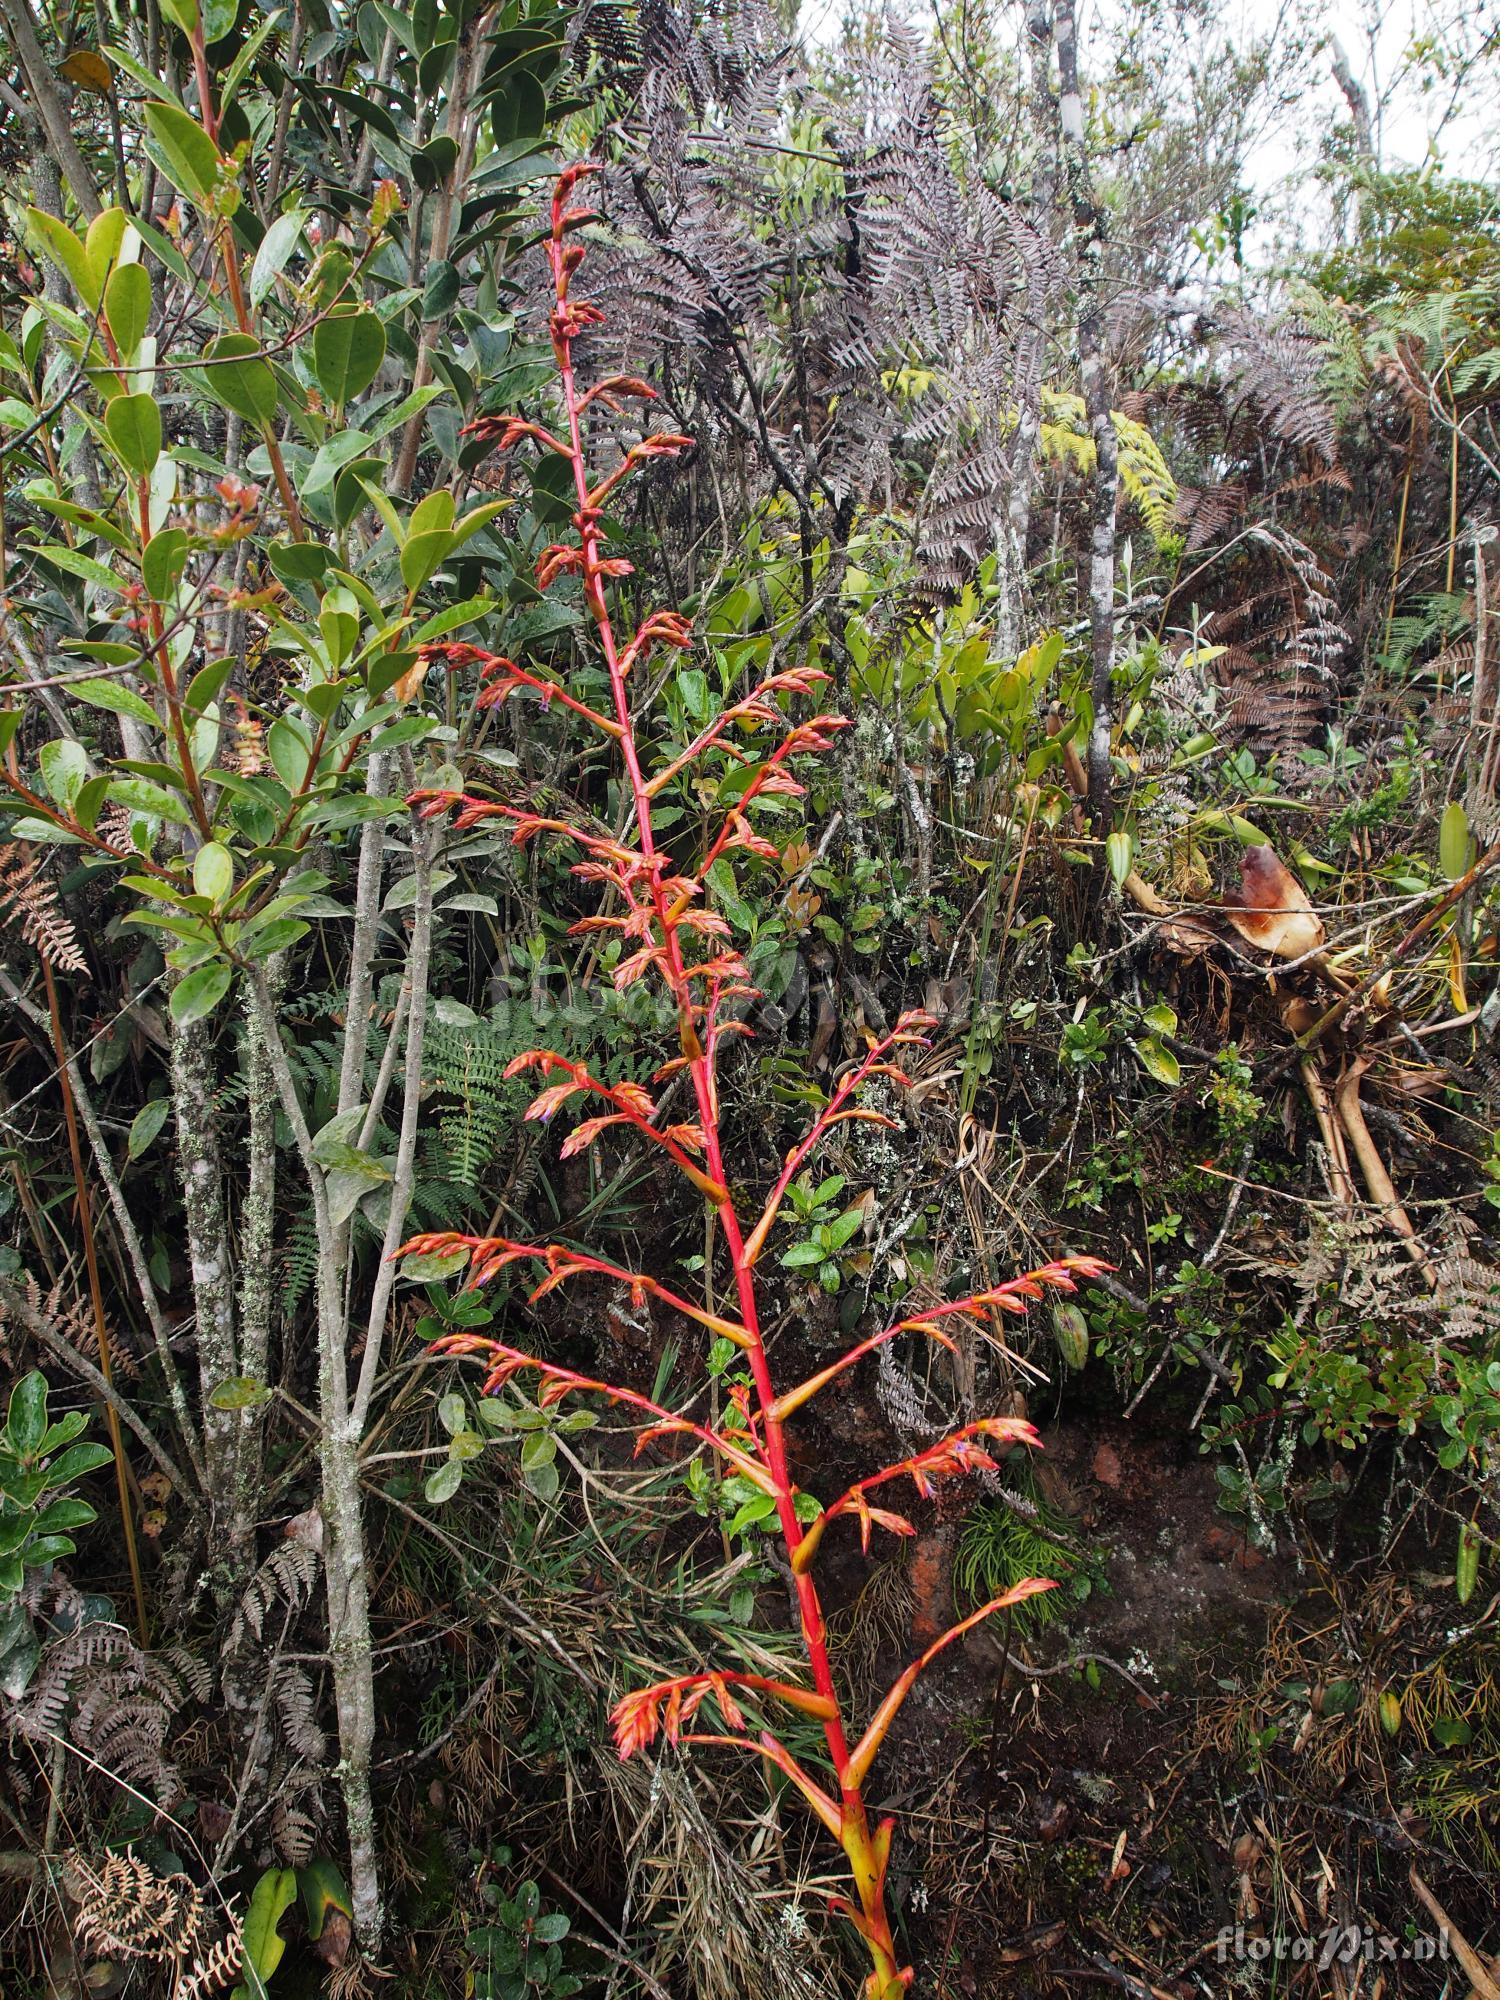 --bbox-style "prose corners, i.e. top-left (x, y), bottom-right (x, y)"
top-left (399, 166), bottom-right (1105, 1998)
